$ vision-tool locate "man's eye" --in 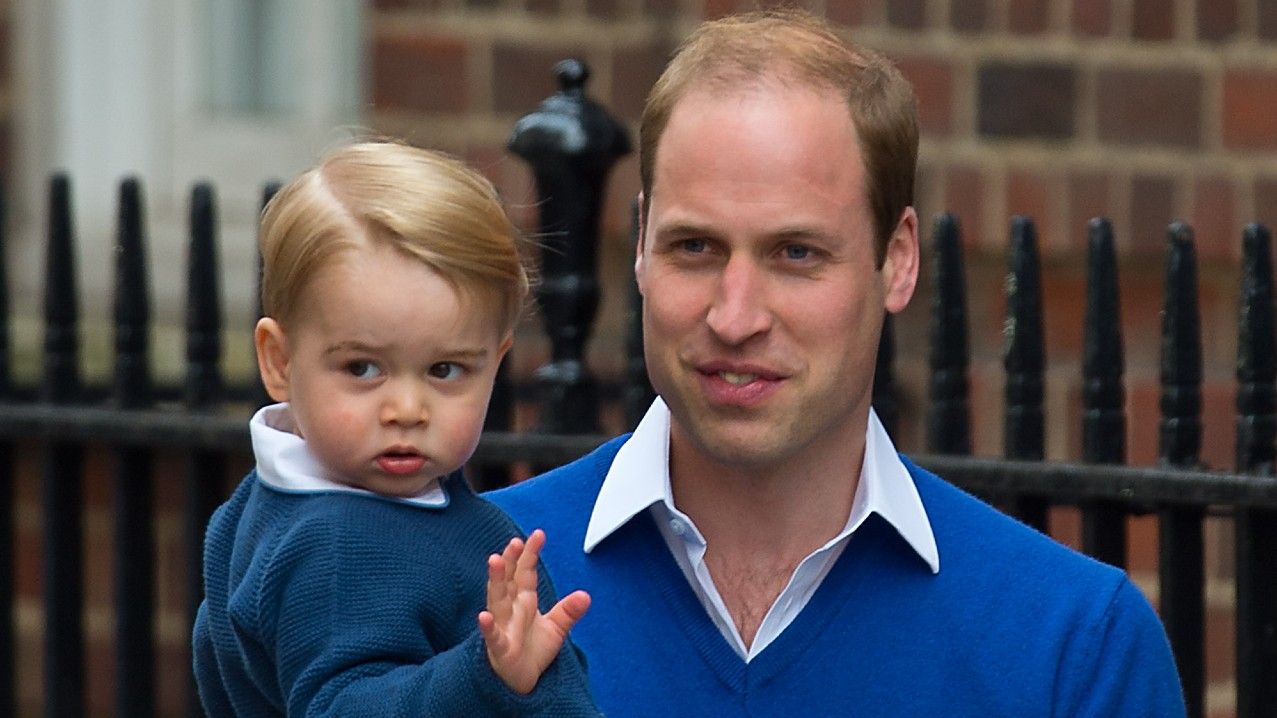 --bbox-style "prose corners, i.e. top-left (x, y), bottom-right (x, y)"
top-left (679, 238), bottom-right (708, 254)
top-left (428, 362), bottom-right (462, 380)
top-left (345, 361), bottom-right (381, 379)
top-left (783, 244), bottom-right (811, 261)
